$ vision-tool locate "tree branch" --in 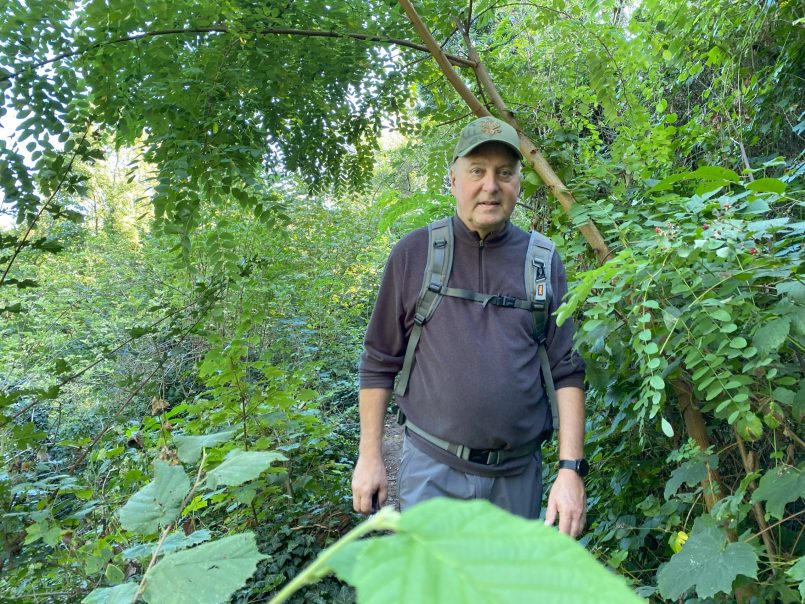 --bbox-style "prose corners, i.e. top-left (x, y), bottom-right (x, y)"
top-left (398, 0), bottom-right (487, 116)
top-left (456, 17), bottom-right (612, 263)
